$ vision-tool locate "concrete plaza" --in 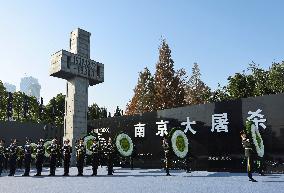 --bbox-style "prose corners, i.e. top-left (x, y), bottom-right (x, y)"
top-left (0, 166), bottom-right (283, 193)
